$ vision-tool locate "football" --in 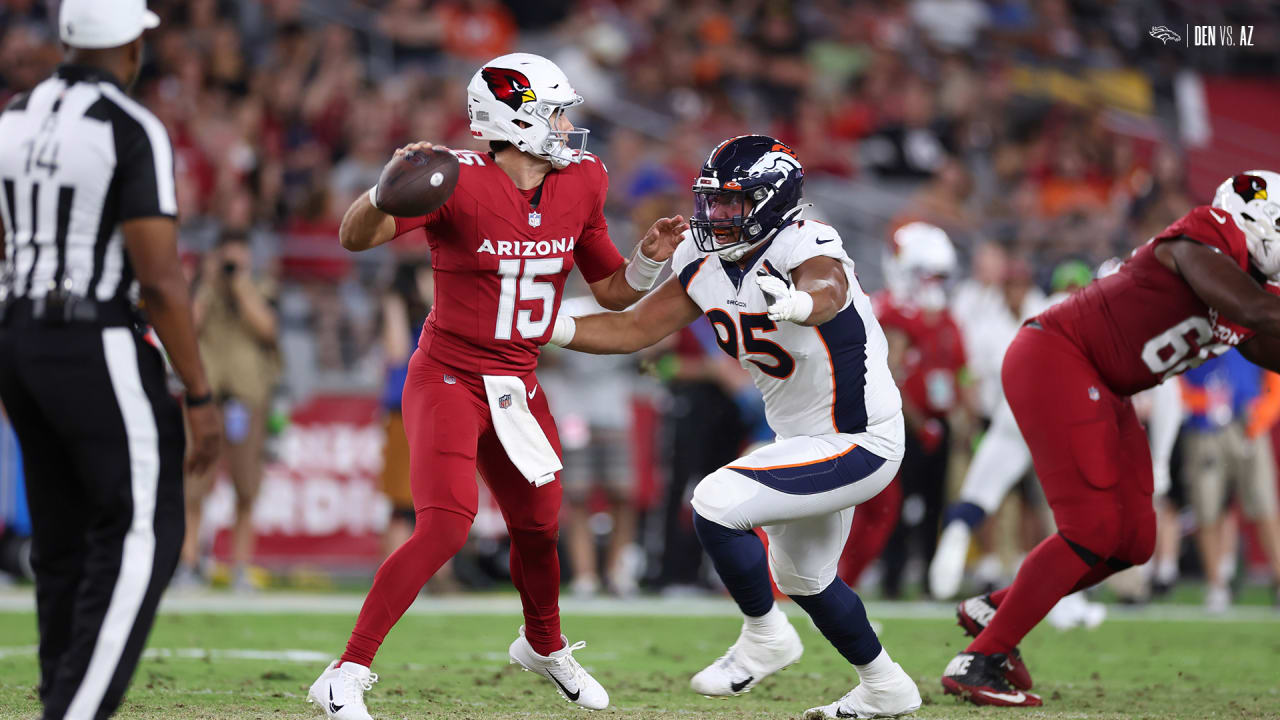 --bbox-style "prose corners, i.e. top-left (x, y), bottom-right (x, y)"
top-left (374, 148), bottom-right (460, 217)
